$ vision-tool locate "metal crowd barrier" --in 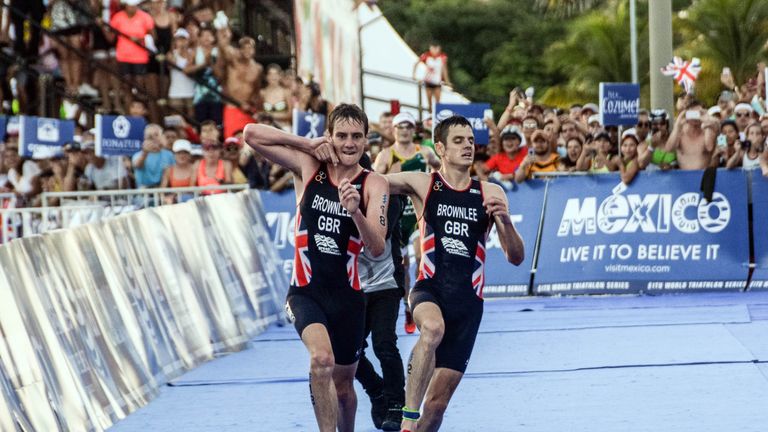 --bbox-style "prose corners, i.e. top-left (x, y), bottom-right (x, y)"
top-left (0, 204), bottom-right (106, 244)
top-left (41, 184), bottom-right (249, 208)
